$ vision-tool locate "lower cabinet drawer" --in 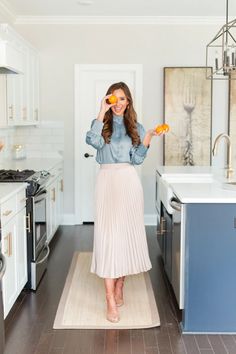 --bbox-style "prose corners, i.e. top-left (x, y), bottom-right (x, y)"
top-left (1, 195), bottom-right (16, 227)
